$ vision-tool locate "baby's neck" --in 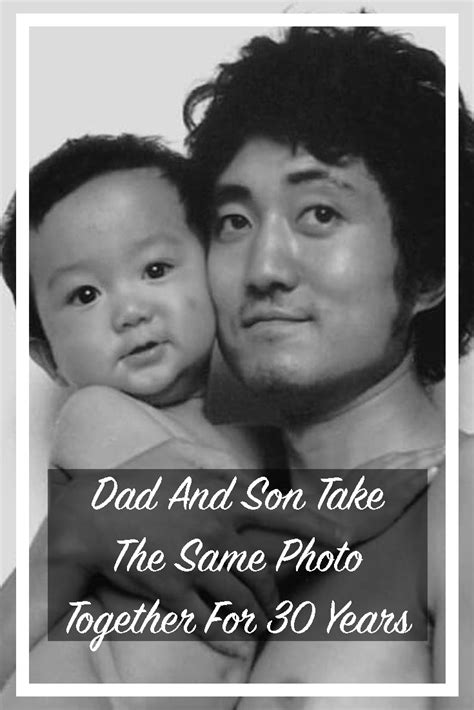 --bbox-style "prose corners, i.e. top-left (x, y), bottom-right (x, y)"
top-left (163, 394), bottom-right (207, 430)
top-left (156, 394), bottom-right (233, 451)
